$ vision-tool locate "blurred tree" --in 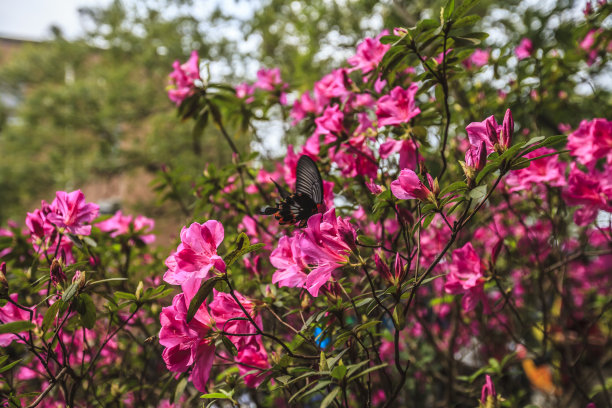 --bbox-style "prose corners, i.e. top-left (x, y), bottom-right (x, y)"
top-left (0, 0), bottom-right (248, 223)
